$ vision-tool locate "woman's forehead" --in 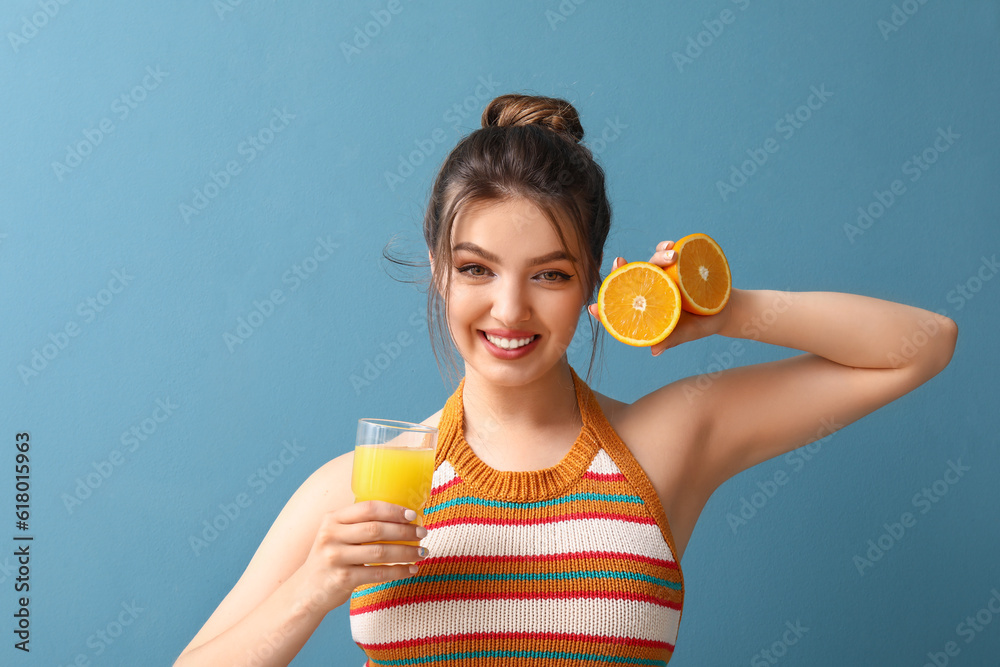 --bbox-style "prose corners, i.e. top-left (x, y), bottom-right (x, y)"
top-left (451, 199), bottom-right (581, 258)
